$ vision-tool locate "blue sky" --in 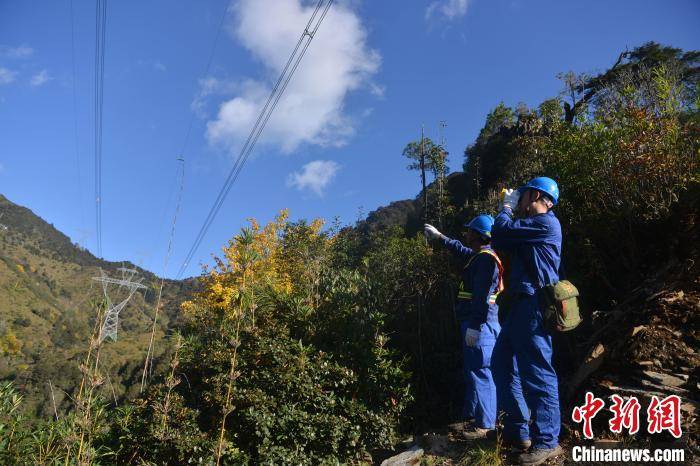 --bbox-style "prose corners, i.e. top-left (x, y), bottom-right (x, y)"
top-left (0, 0), bottom-right (698, 278)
